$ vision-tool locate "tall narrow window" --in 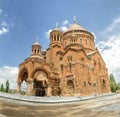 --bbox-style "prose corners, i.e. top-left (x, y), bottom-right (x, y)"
top-left (81, 57), bottom-right (84, 62)
top-left (35, 49), bottom-right (36, 54)
top-left (80, 38), bottom-right (82, 45)
top-left (38, 50), bottom-right (39, 54)
top-left (85, 39), bottom-right (87, 45)
top-left (74, 38), bottom-right (75, 42)
top-left (57, 34), bottom-right (59, 41)
top-left (54, 35), bottom-right (56, 41)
